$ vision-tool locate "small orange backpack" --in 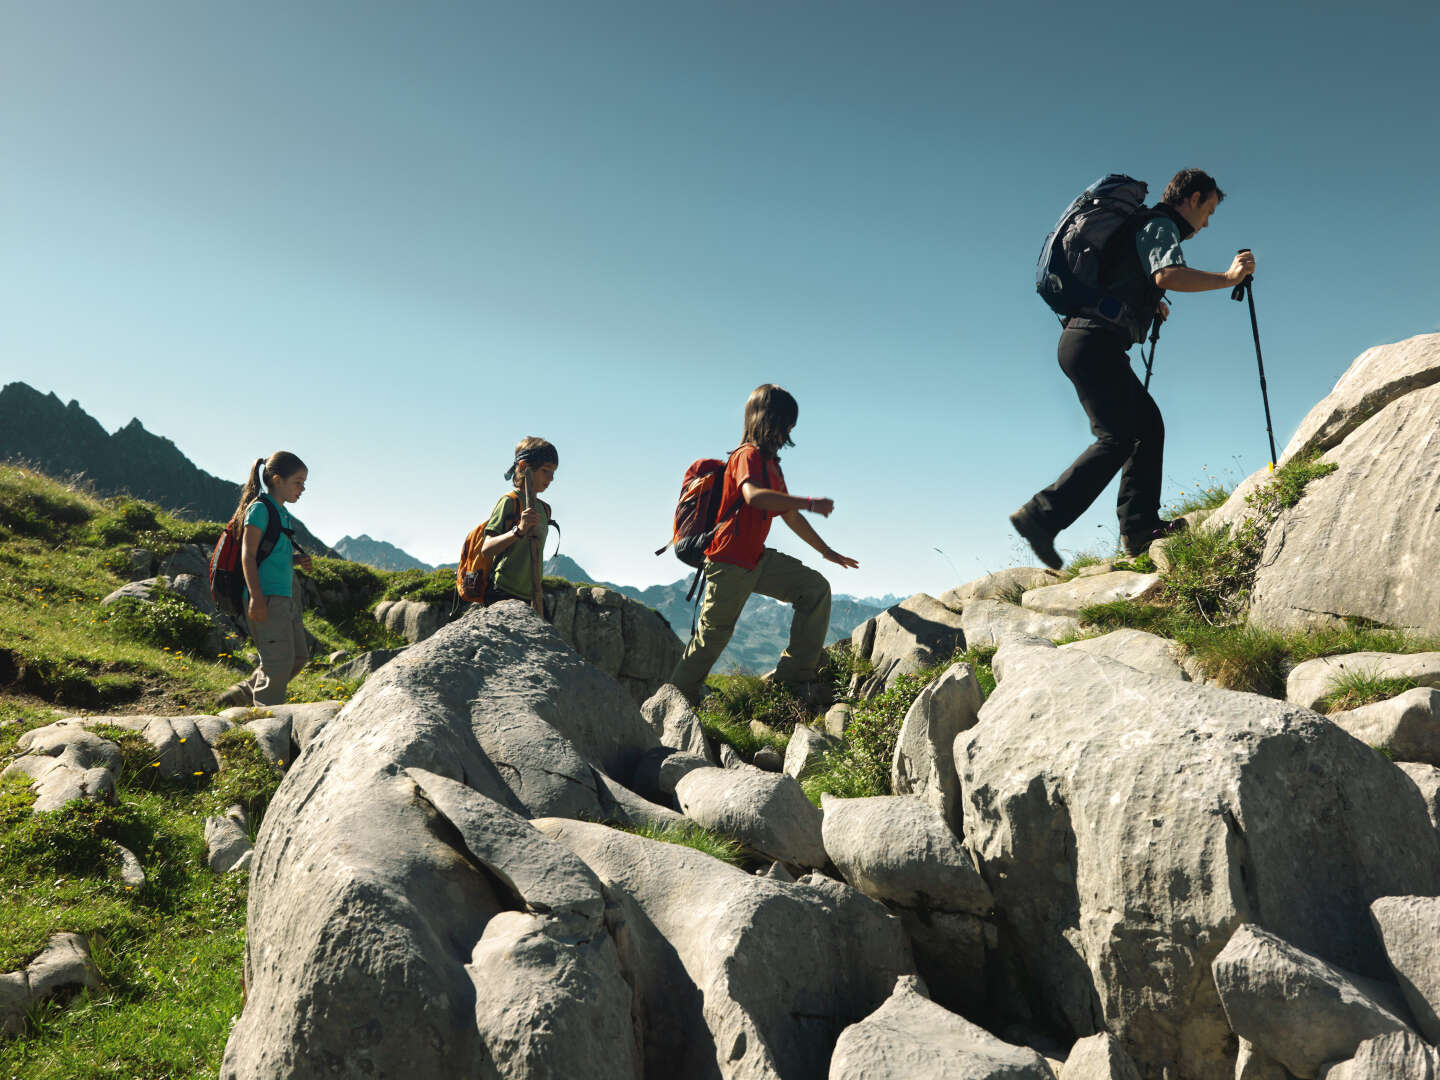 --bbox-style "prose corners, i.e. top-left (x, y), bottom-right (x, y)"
top-left (455, 492), bottom-right (521, 604)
